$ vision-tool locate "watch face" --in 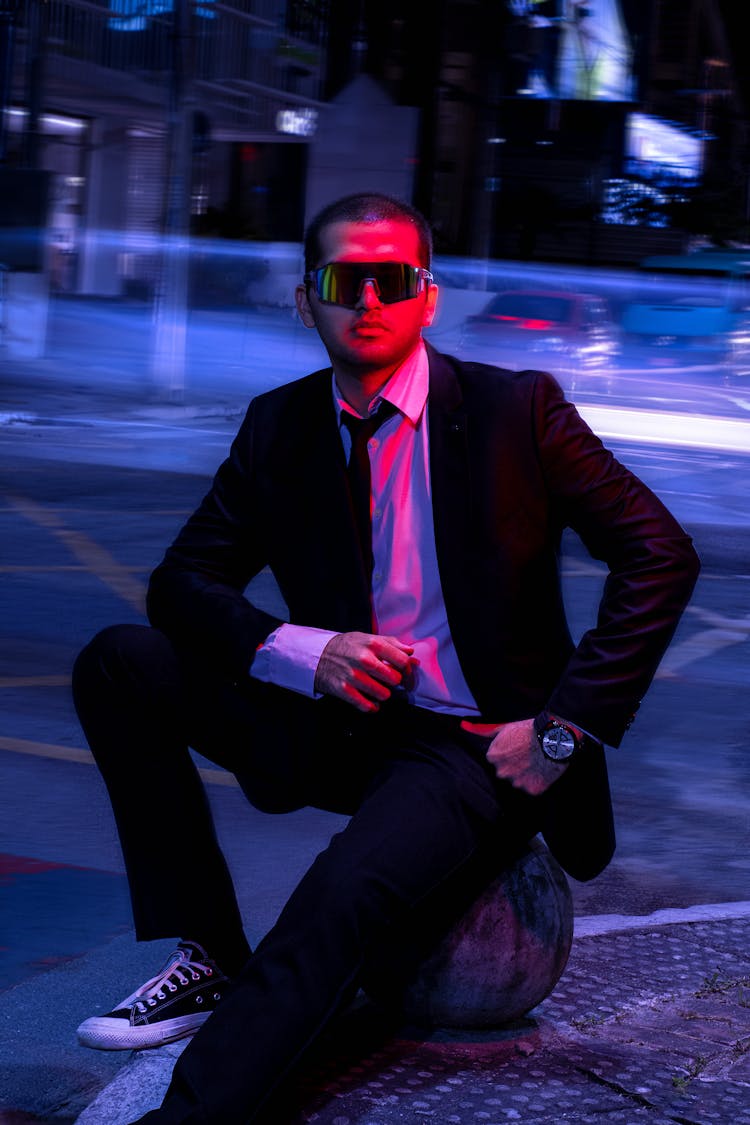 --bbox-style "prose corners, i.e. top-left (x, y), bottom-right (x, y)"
top-left (541, 724), bottom-right (577, 761)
